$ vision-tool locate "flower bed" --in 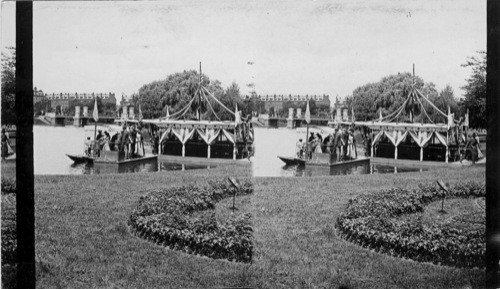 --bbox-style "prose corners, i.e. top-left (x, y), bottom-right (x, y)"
top-left (1, 178), bottom-right (16, 195)
top-left (128, 180), bottom-right (253, 262)
top-left (336, 181), bottom-right (485, 268)
top-left (1, 178), bottom-right (16, 265)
